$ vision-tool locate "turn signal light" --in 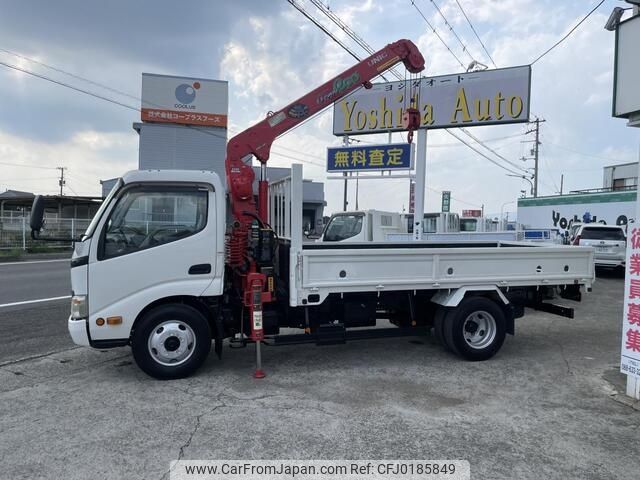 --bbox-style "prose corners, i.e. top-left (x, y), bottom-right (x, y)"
top-left (96, 318), bottom-right (105, 326)
top-left (106, 316), bottom-right (122, 325)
